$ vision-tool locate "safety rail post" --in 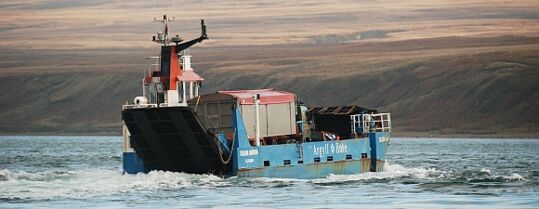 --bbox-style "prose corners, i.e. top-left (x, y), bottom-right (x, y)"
top-left (350, 113), bottom-right (392, 134)
top-left (254, 94), bottom-right (261, 147)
